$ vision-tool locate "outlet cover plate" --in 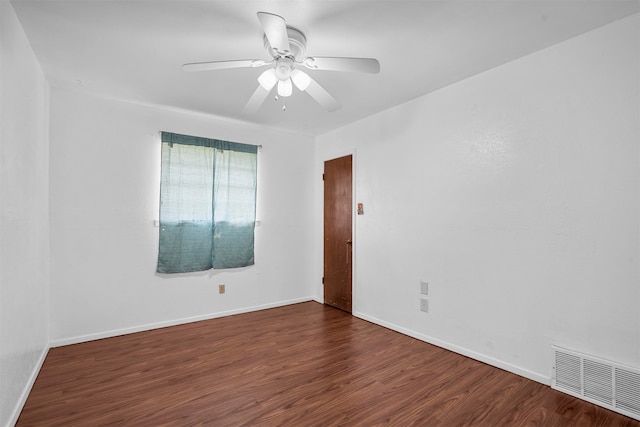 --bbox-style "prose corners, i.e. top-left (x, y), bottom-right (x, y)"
top-left (420, 281), bottom-right (428, 295)
top-left (420, 298), bottom-right (429, 313)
